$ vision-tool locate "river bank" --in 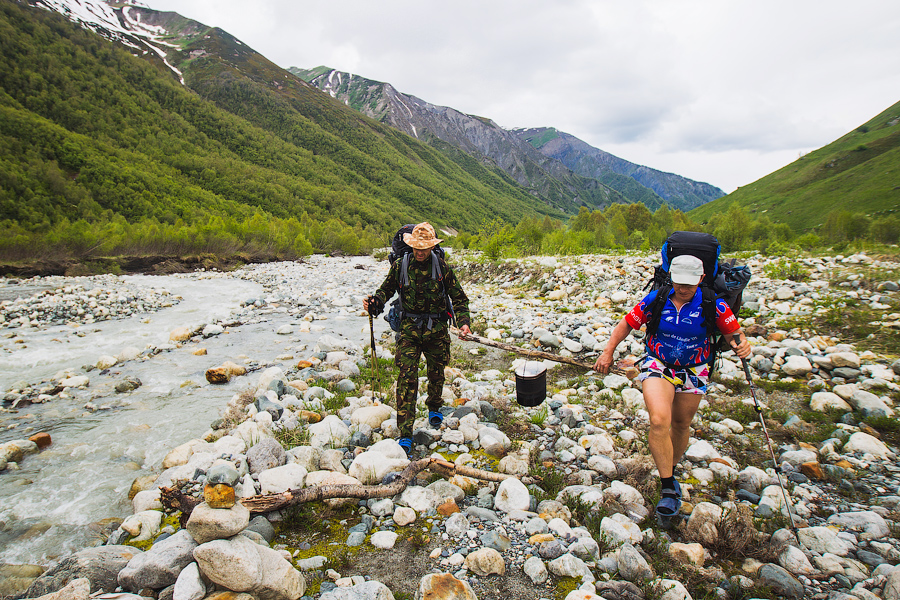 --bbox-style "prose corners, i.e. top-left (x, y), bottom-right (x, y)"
top-left (2, 250), bottom-right (900, 600)
top-left (0, 252), bottom-right (291, 279)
